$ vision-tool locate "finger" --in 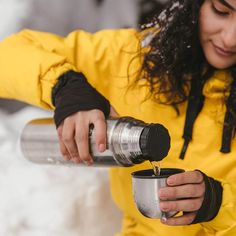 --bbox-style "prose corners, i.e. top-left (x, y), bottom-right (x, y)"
top-left (59, 137), bottom-right (71, 160)
top-left (62, 119), bottom-right (81, 161)
top-left (92, 114), bottom-right (107, 152)
top-left (57, 124), bottom-right (71, 160)
top-left (110, 106), bottom-right (119, 117)
top-left (167, 171), bottom-right (204, 186)
top-left (159, 183), bottom-right (205, 200)
top-left (75, 117), bottom-right (93, 164)
top-left (160, 197), bottom-right (204, 212)
top-left (72, 157), bottom-right (83, 164)
top-left (161, 212), bottom-right (196, 226)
